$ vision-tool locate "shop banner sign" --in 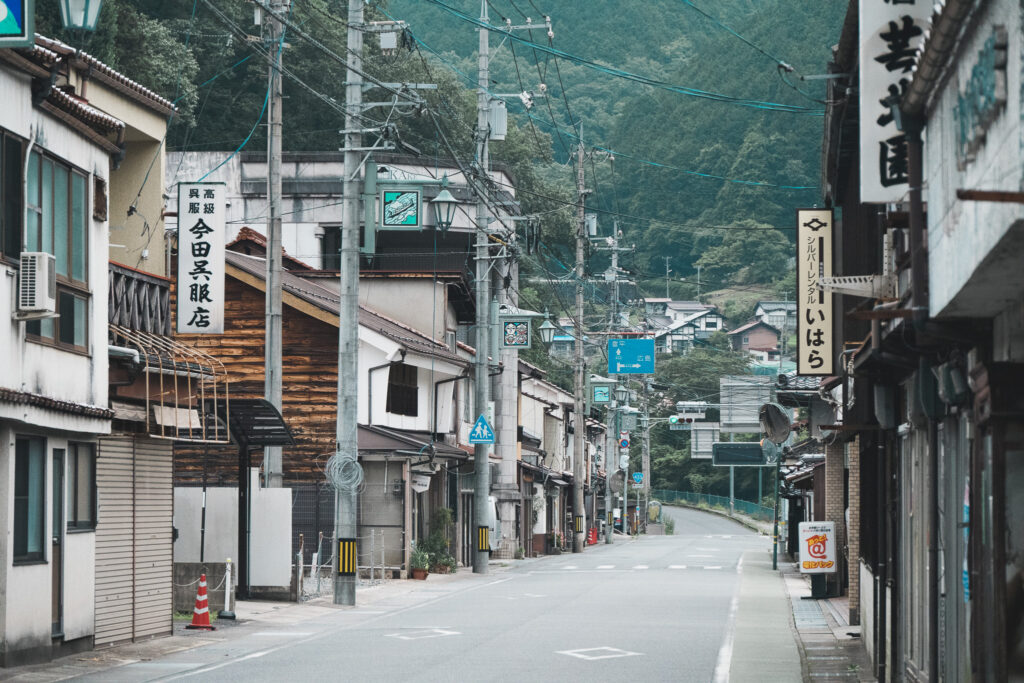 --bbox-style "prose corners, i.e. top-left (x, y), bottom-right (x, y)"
top-left (859, 0), bottom-right (930, 203)
top-left (177, 183), bottom-right (226, 334)
top-left (796, 209), bottom-right (833, 375)
top-left (799, 521), bottom-right (837, 574)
